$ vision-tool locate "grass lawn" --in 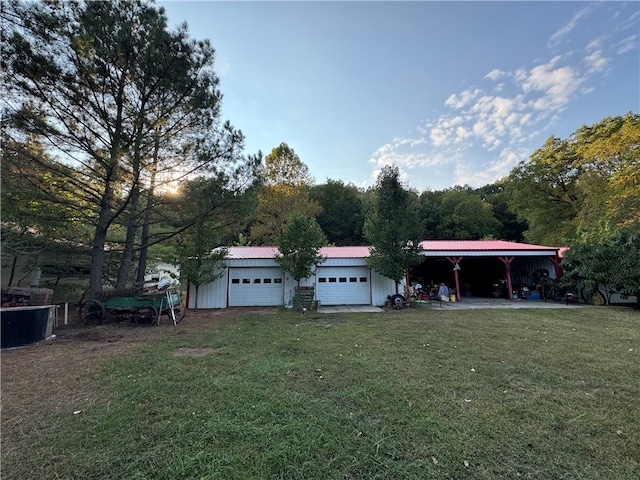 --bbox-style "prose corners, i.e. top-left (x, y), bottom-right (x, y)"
top-left (2, 306), bottom-right (639, 479)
